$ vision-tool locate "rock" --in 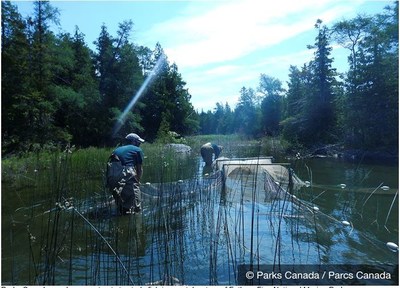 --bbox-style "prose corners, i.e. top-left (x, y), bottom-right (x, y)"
top-left (164, 143), bottom-right (192, 154)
